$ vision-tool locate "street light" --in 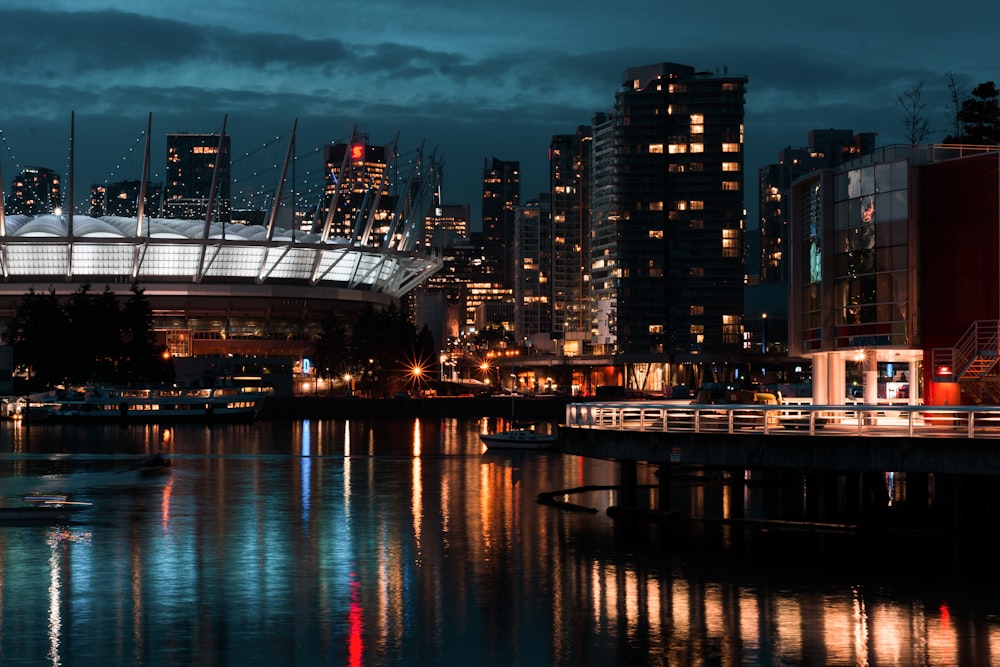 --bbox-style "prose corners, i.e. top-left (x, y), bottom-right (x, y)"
top-left (761, 312), bottom-right (768, 354)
